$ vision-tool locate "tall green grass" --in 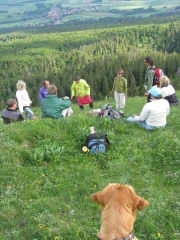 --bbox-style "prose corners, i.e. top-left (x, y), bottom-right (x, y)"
top-left (0, 95), bottom-right (180, 240)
